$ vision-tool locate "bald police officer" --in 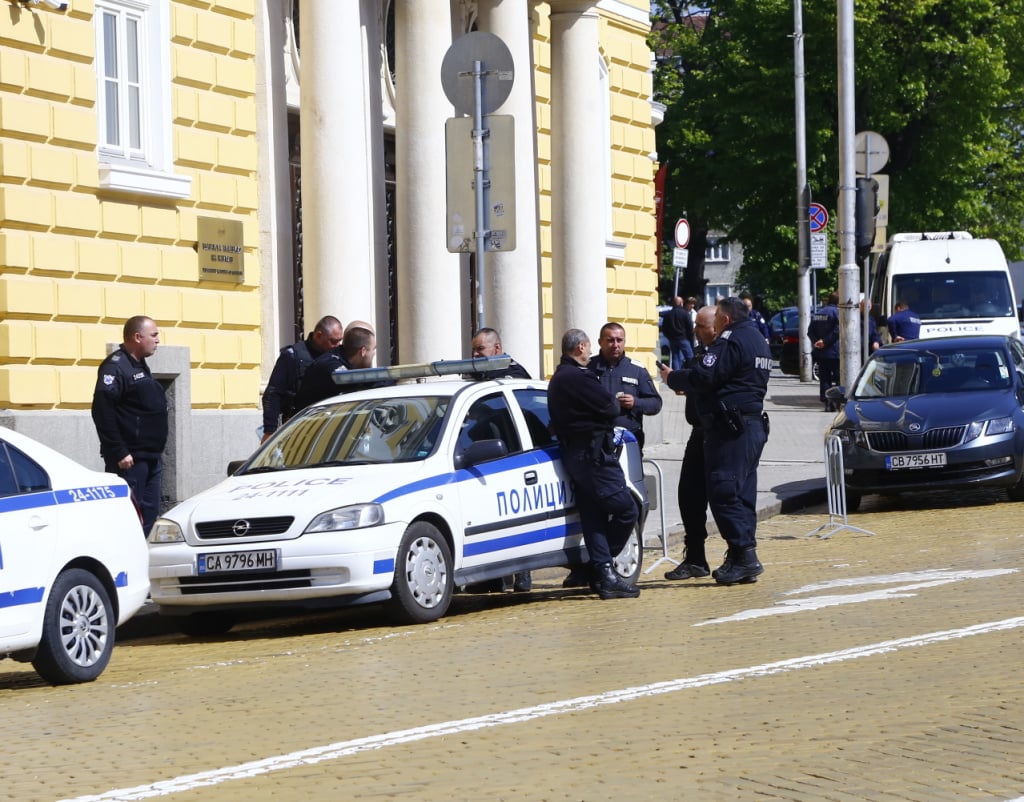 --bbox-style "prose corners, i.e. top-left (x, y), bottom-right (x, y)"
top-left (659, 297), bottom-right (771, 585)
